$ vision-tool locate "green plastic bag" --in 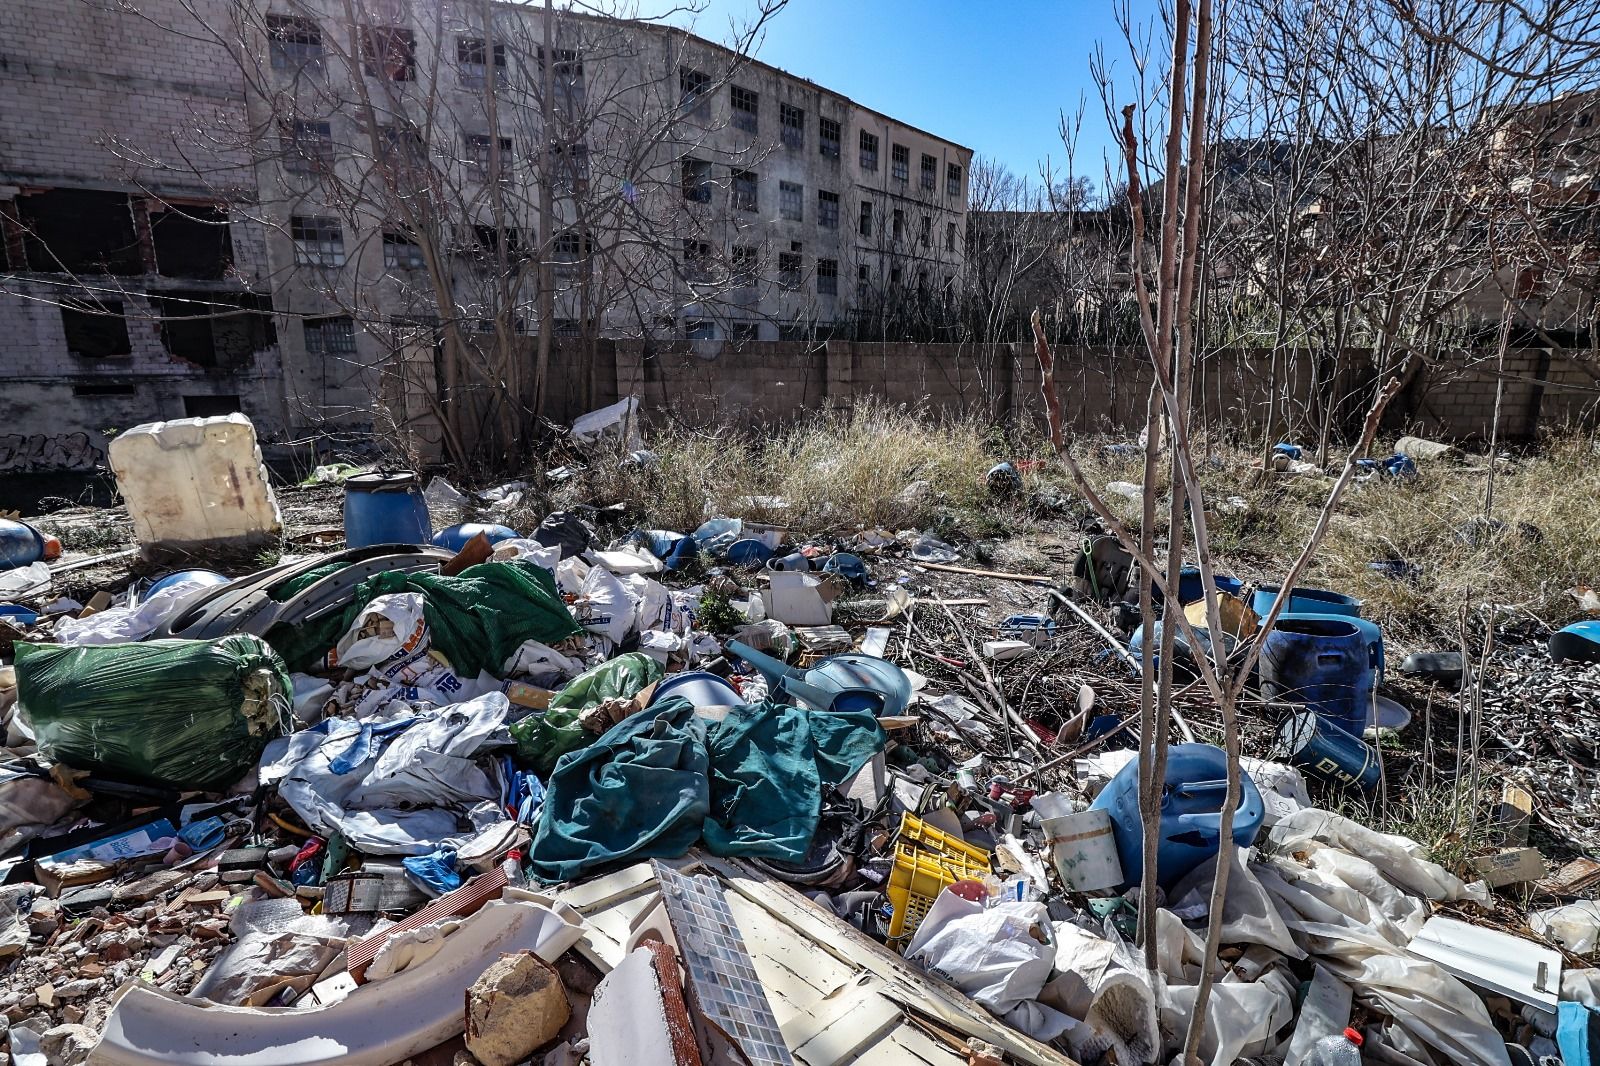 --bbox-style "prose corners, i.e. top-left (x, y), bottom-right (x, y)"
top-left (16, 635), bottom-right (291, 790)
top-left (511, 653), bottom-right (663, 778)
